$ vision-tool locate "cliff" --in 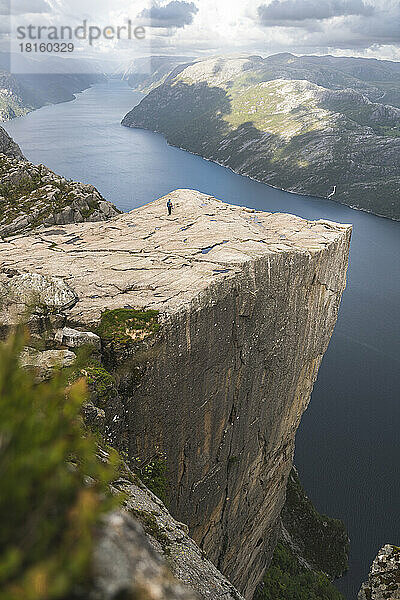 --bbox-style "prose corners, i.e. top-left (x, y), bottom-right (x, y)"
top-left (358, 545), bottom-right (400, 600)
top-left (122, 54), bottom-right (400, 220)
top-left (0, 130), bottom-right (120, 237)
top-left (0, 189), bottom-right (351, 597)
top-left (280, 468), bottom-right (349, 579)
